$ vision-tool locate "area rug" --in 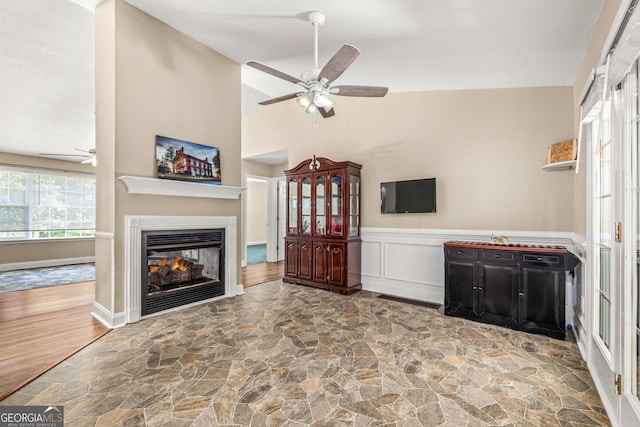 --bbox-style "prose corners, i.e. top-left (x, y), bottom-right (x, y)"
top-left (0, 263), bottom-right (95, 293)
